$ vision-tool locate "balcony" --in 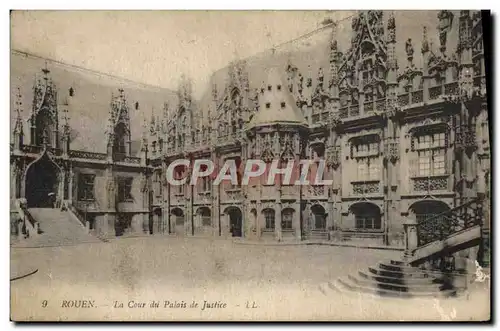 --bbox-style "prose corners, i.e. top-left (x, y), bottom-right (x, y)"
top-left (351, 180), bottom-right (380, 196)
top-left (411, 175), bottom-right (449, 192)
top-left (307, 185), bottom-right (327, 198)
top-left (225, 188), bottom-right (242, 202)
